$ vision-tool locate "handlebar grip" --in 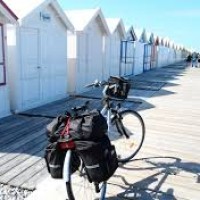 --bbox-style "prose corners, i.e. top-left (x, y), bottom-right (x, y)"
top-left (85, 80), bottom-right (101, 88)
top-left (85, 80), bottom-right (108, 88)
top-left (85, 83), bottom-right (94, 88)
